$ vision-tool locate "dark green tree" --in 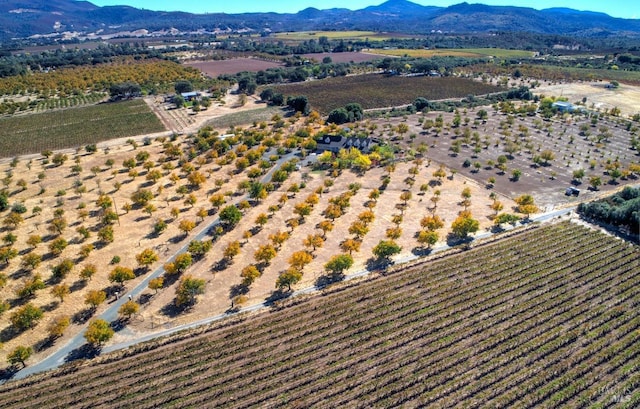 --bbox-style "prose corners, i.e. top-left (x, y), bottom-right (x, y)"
top-left (7, 346), bottom-right (32, 368)
top-left (287, 95), bottom-right (310, 114)
top-left (324, 253), bottom-right (354, 276)
top-left (10, 303), bottom-right (43, 331)
top-left (176, 275), bottom-right (206, 306)
top-left (174, 80), bottom-right (194, 94)
top-left (372, 240), bottom-right (402, 260)
top-left (219, 205), bottom-right (242, 229)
